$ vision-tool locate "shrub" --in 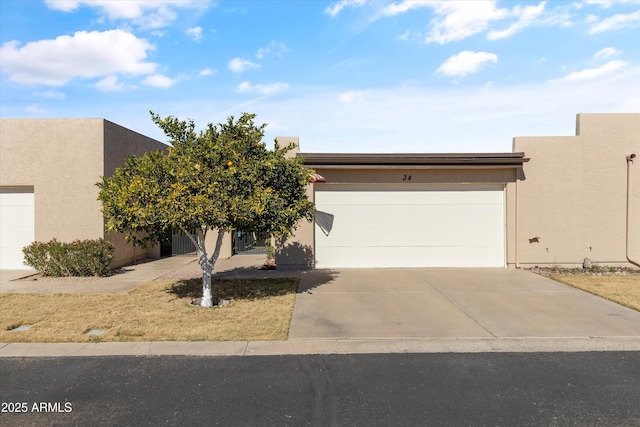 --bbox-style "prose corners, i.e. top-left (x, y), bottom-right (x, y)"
top-left (265, 239), bottom-right (275, 260)
top-left (22, 238), bottom-right (115, 277)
